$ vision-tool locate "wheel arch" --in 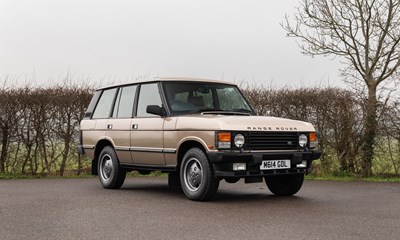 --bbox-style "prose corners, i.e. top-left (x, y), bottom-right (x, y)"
top-left (92, 139), bottom-right (115, 175)
top-left (177, 140), bottom-right (208, 170)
